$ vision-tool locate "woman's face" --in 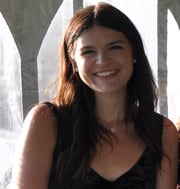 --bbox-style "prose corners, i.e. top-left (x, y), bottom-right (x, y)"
top-left (72, 25), bottom-right (134, 96)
